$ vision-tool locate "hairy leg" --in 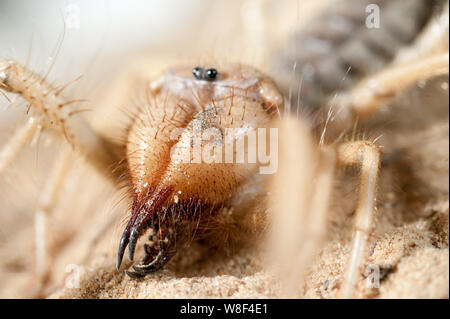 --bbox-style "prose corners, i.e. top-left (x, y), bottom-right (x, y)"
top-left (31, 146), bottom-right (72, 297)
top-left (337, 141), bottom-right (381, 298)
top-left (0, 59), bottom-right (120, 296)
top-left (344, 53), bottom-right (449, 117)
top-left (0, 60), bottom-right (119, 179)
